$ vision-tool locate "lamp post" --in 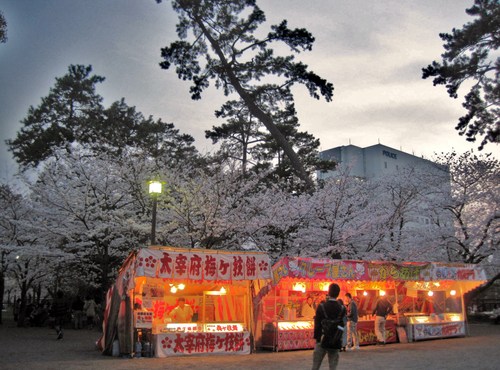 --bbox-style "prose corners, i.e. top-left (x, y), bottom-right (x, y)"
top-left (148, 180), bottom-right (162, 245)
